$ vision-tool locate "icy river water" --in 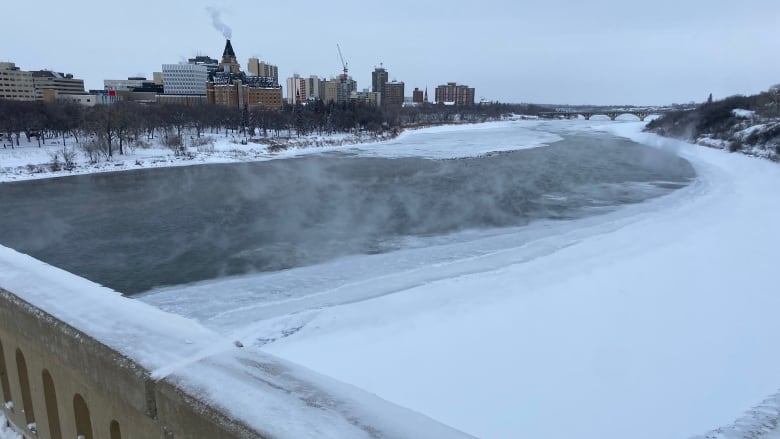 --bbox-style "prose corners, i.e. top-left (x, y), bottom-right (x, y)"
top-left (0, 122), bottom-right (694, 295)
